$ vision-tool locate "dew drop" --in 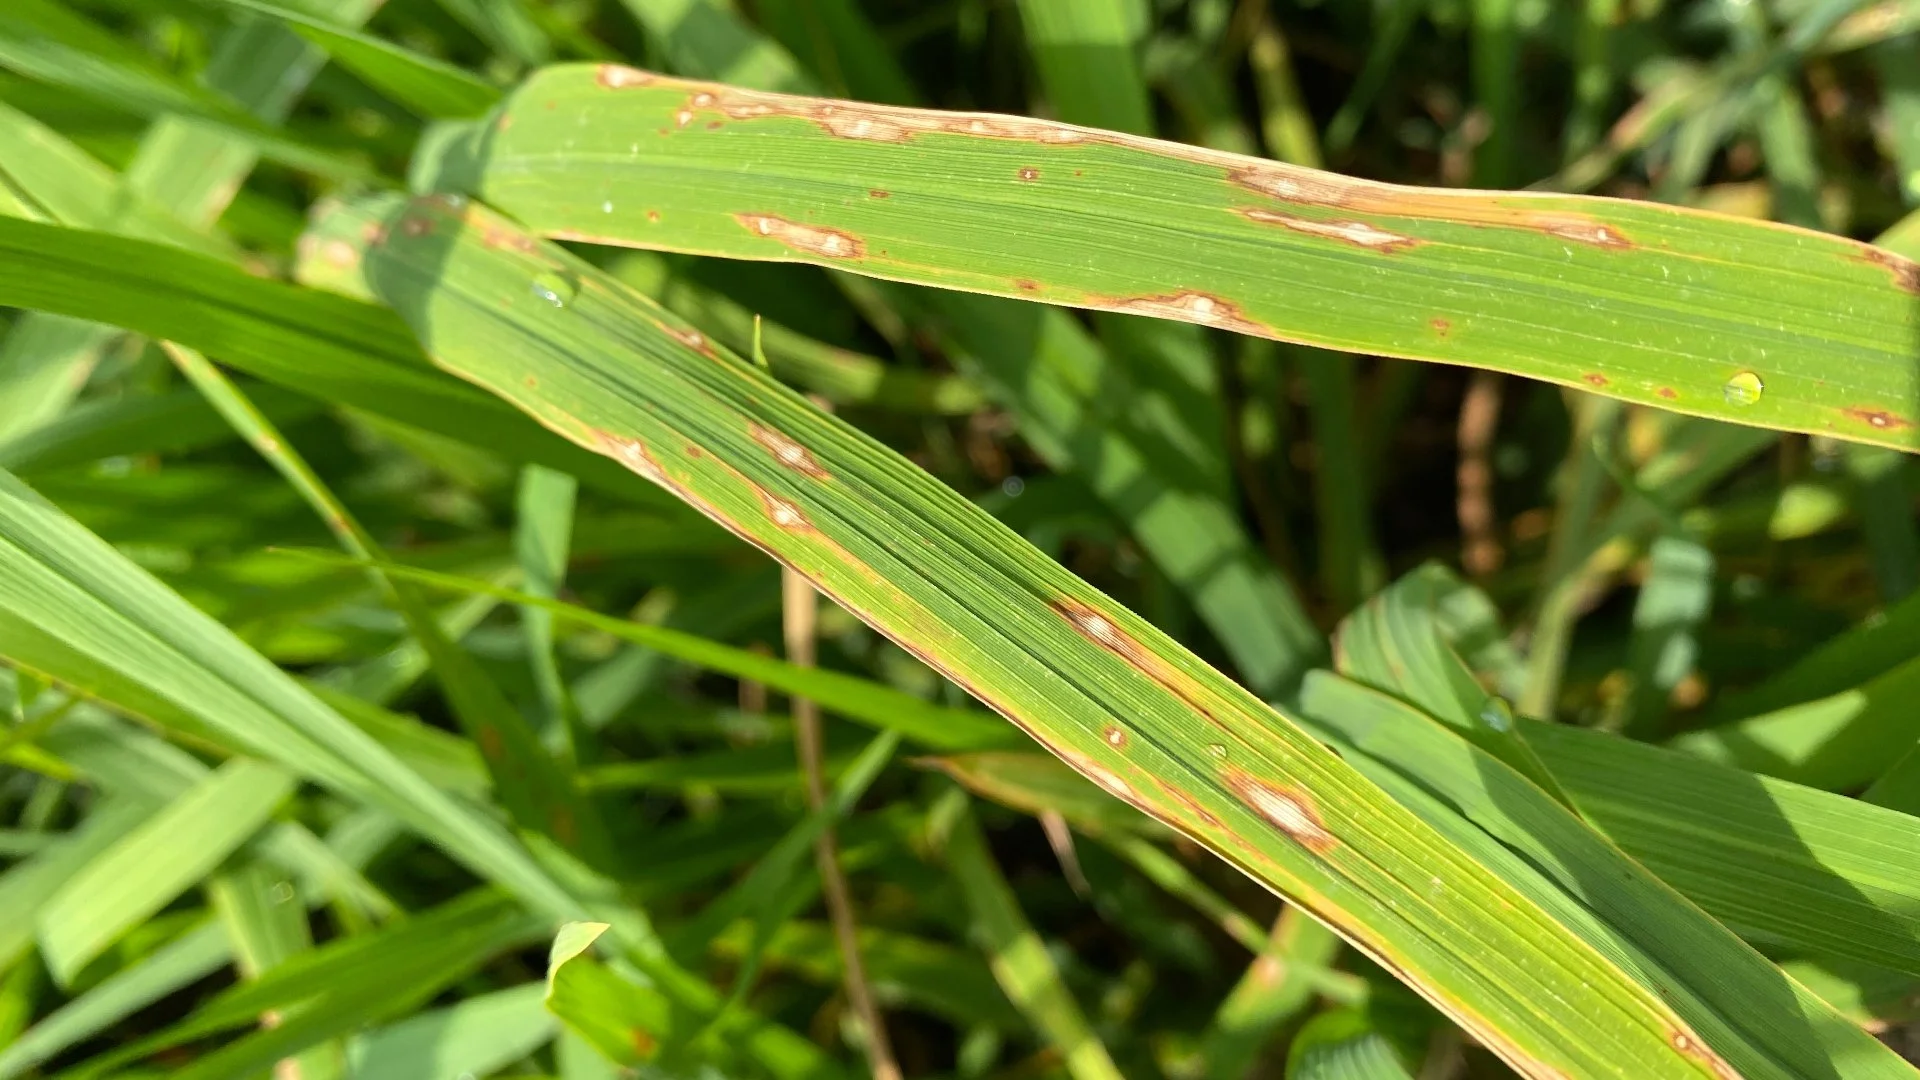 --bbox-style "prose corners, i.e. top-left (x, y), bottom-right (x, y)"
top-left (1722, 370), bottom-right (1764, 407)
top-left (1001, 476), bottom-right (1025, 497)
top-left (601, 200), bottom-right (614, 213)
top-left (531, 271), bottom-right (576, 308)
top-left (271, 881), bottom-right (295, 904)
top-left (1206, 743), bottom-right (1229, 760)
top-left (1478, 696), bottom-right (1514, 733)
